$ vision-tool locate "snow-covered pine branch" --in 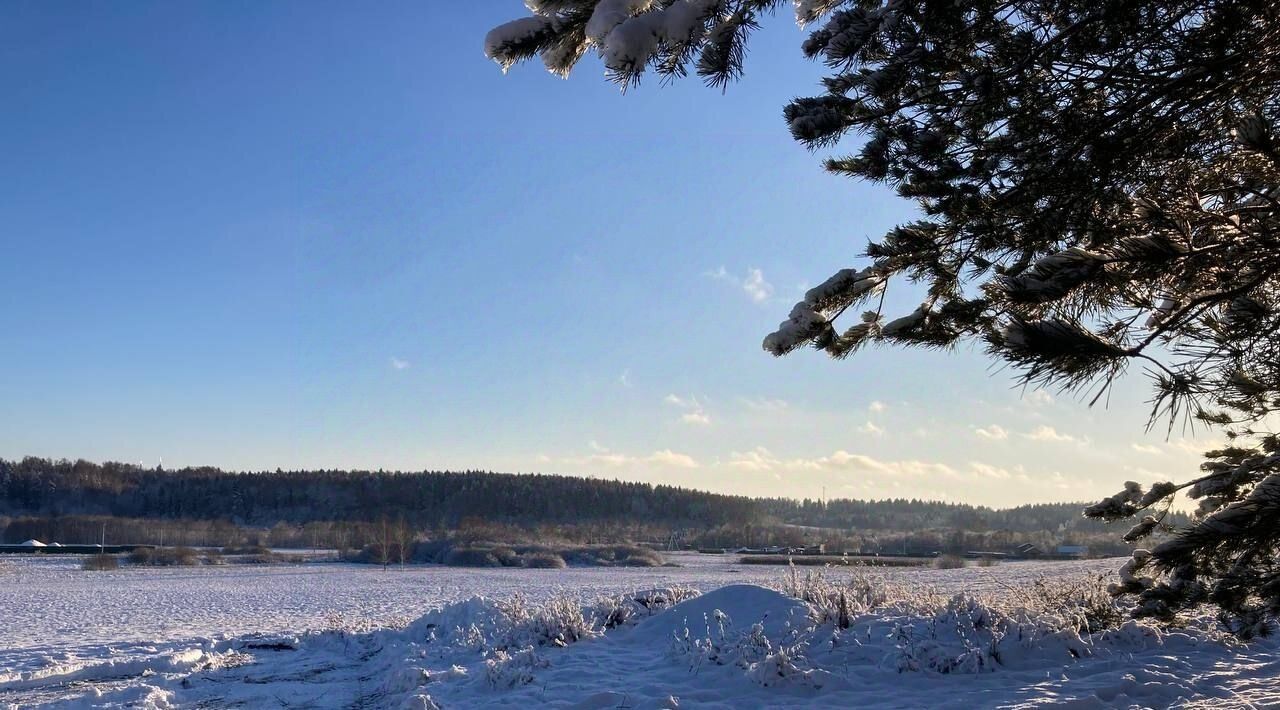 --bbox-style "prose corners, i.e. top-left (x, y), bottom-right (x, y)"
top-left (487, 0), bottom-right (1280, 633)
